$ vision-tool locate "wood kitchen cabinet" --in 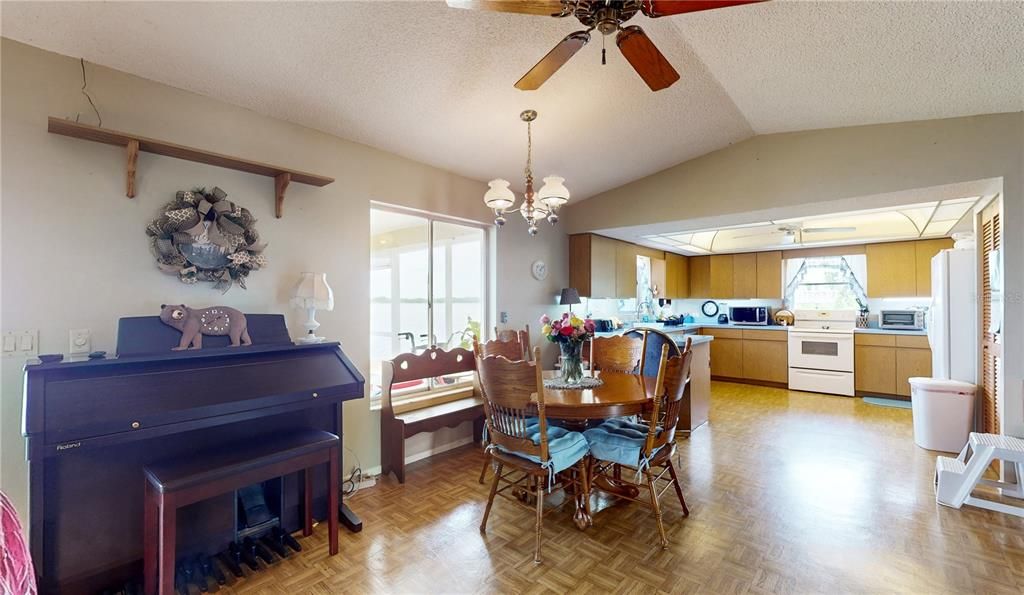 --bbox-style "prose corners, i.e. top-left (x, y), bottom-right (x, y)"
top-left (615, 241), bottom-right (637, 298)
top-left (664, 253), bottom-right (690, 299)
top-left (732, 253), bottom-right (757, 298)
top-left (854, 332), bottom-right (931, 398)
top-left (689, 256), bottom-right (711, 297)
top-left (914, 238), bottom-right (954, 297)
top-left (866, 239), bottom-right (952, 298)
top-left (569, 233), bottom-right (618, 298)
top-left (755, 251), bottom-right (783, 298)
top-left (709, 255), bottom-right (734, 298)
top-left (741, 330), bottom-right (789, 384)
top-left (705, 328), bottom-right (744, 378)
